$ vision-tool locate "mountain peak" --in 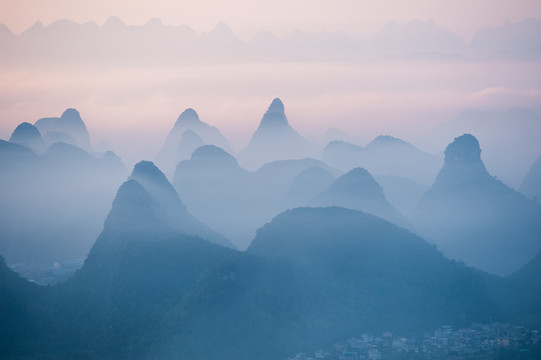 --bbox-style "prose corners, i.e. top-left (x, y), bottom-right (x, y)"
top-left (103, 16), bottom-right (126, 29)
top-left (61, 108), bottom-right (82, 120)
top-left (9, 122), bottom-right (42, 142)
top-left (175, 108), bottom-right (200, 126)
top-left (131, 160), bottom-right (164, 178)
top-left (267, 98), bottom-right (284, 114)
top-left (145, 18), bottom-right (162, 28)
top-left (0, 23), bottom-right (14, 36)
top-left (311, 167), bottom-right (385, 206)
top-left (332, 167), bottom-right (383, 194)
top-left (444, 133), bottom-right (482, 165)
top-left (432, 133), bottom-right (488, 186)
top-left (190, 145), bottom-right (238, 167)
top-left (368, 135), bottom-right (410, 148)
top-left (210, 21), bottom-right (235, 37)
top-left (101, 179), bottom-right (163, 235)
top-left (129, 160), bottom-right (172, 191)
top-left (309, 167), bottom-right (411, 229)
top-left (258, 98), bottom-right (288, 129)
